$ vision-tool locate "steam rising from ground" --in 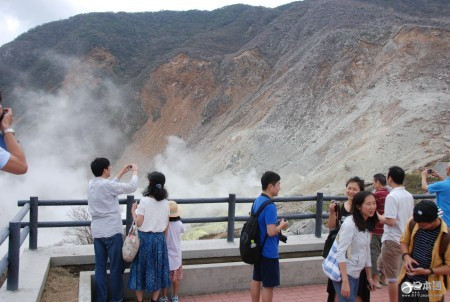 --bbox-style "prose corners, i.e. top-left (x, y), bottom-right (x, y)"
top-left (0, 54), bottom-right (129, 247)
top-left (152, 136), bottom-right (261, 219)
top-left (0, 54), bottom-right (262, 247)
